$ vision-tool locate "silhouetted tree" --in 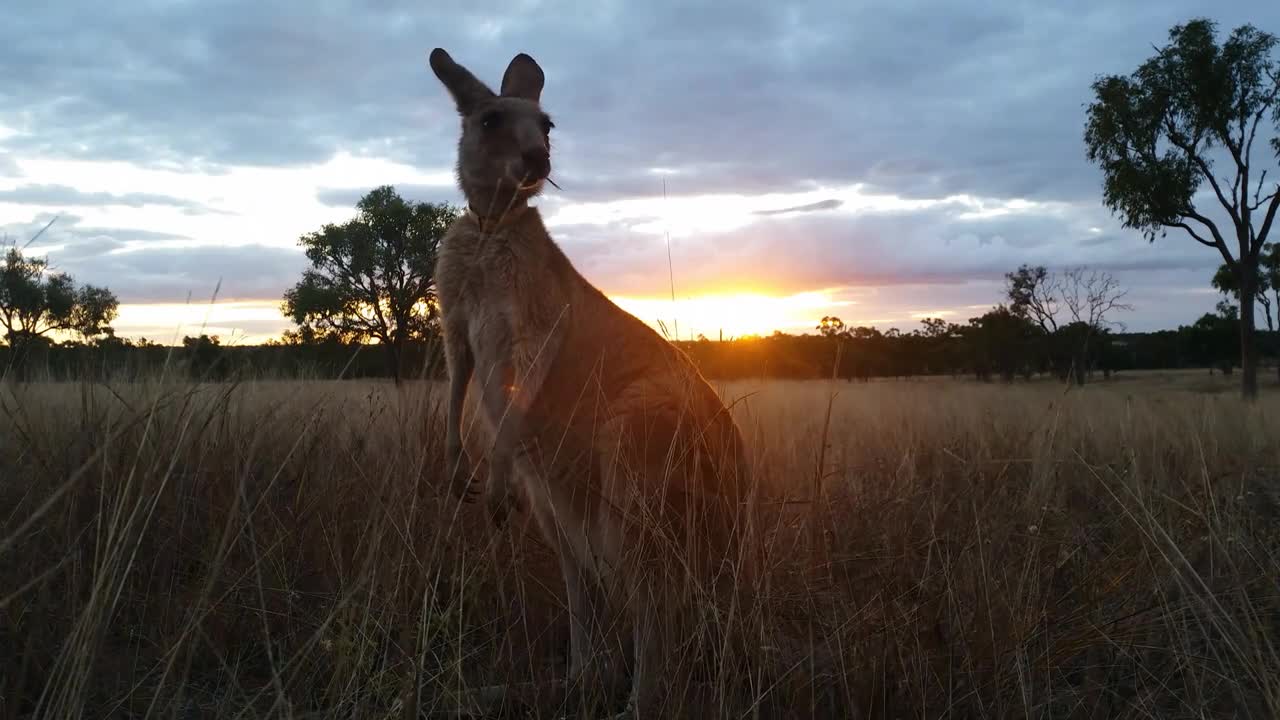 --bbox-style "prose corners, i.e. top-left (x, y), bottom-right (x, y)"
top-left (1211, 242), bottom-right (1280, 382)
top-left (1006, 264), bottom-right (1130, 384)
top-left (1059, 267), bottom-right (1132, 384)
top-left (1084, 17), bottom-right (1280, 399)
top-left (1181, 301), bottom-right (1241, 374)
top-left (816, 315), bottom-right (847, 338)
top-left (847, 326), bottom-right (883, 381)
top-left (964, 306), bottom-right (1039, 382)
top-left (282, 186), bottom-right (458, 383)
top-left (1, 246), bottom-right (118, 361)
top-left (1211, 258), bottom-right (1273, 331)
top-left (1006, 264), bottom-right (1063, 334)
top-left (815, 316), bottom-right (848, 380)
top-left (918, 317), bottom-right (962, 375)
top-left (182, 334), bottom-right (225, 378)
